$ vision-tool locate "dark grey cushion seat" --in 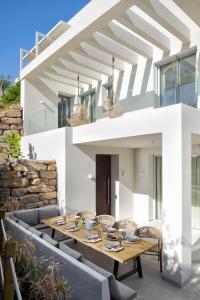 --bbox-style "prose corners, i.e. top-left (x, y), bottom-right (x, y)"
top-left (28, 226), bottom-right (43, 237)
top-left (83, 260), bottom-right (137, 300)
top-left (18, 219), bottom-right (29, 229)
top-left (116, 281), bottom-right (137, 300)
top-left (42, 233), bottom-right (58, 247)
top-left (14, 209), bottom-right (38, 226)
top-left (33, 223), bottom-right (50, 230)
top-left (37, 206), bottom-right (59, 224)
top-left (59, 242), bottom-right (83, 261)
